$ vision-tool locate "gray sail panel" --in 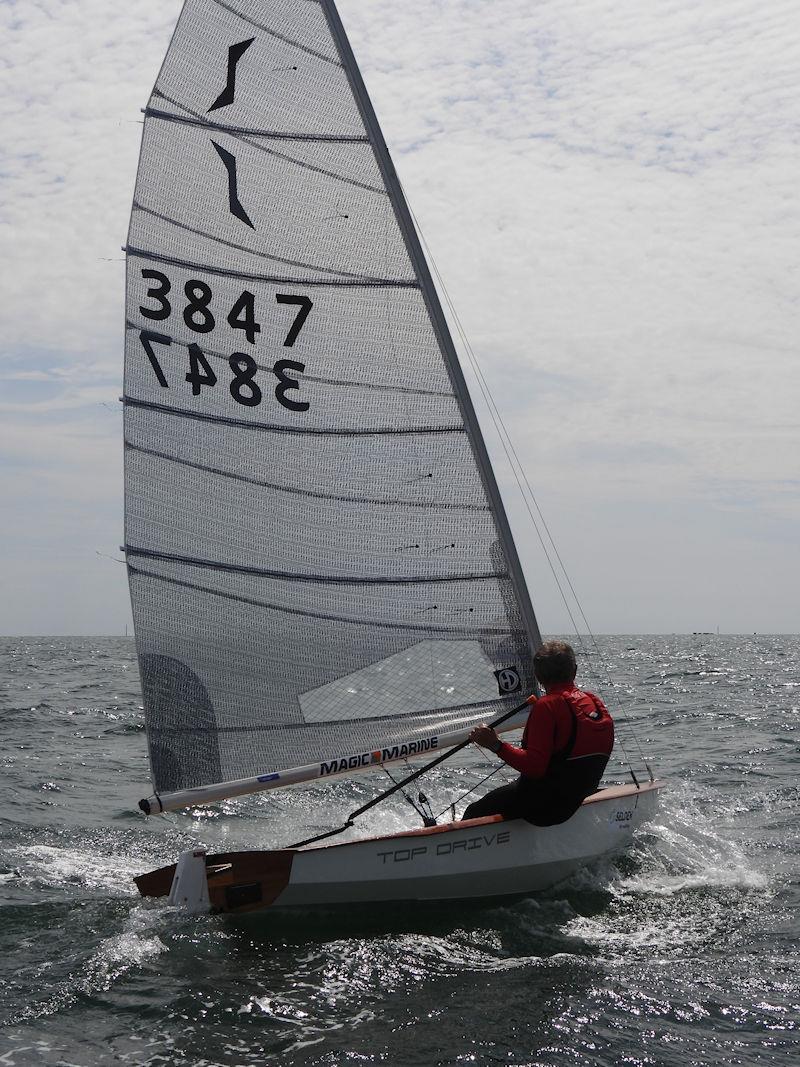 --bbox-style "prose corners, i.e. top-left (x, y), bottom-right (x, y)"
top-left (125, 0), bottom-right (537, 795)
